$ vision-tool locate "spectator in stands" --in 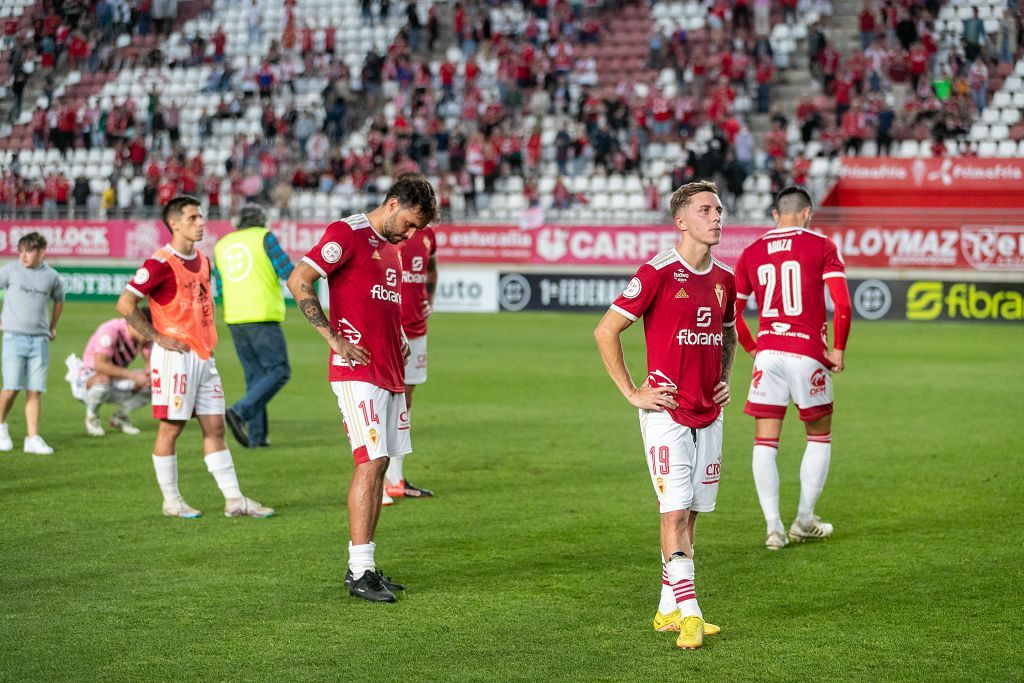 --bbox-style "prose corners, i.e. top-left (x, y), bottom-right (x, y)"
top-left (962, 8), bottom-right (986, 62)
top-left (248, 0), bottom-right (262, 44)
top-left (73, 177), bottom-right (91, 218)
top-left (841, 100), bottom-right (868, 155)
top-left (859, 1), bottom-right (877, 50)
top-left (874, 95), bottom-right (895, 156)
top-left (967, 57), bottom-right (989, 114)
